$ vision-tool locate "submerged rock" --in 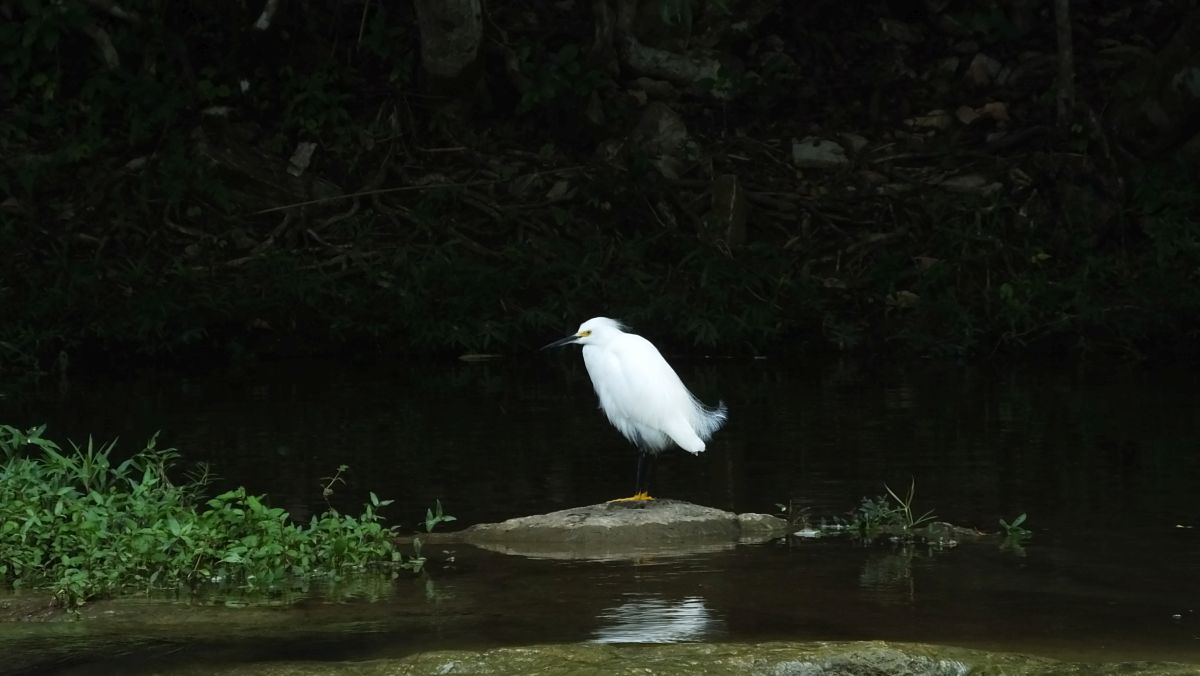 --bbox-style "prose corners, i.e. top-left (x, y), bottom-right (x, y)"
top-left (454, 499), bottom-right (788, 560)
top-left (158, 641), bottom-right (1200, 675)
top-left (791, 136), bottom-right (850, 169)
